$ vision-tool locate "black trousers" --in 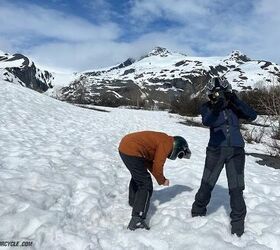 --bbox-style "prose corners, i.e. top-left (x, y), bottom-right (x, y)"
top-left (192, 147), bottom-right (246, 229)
top-left (119, 152), bottom-right (153, 219)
